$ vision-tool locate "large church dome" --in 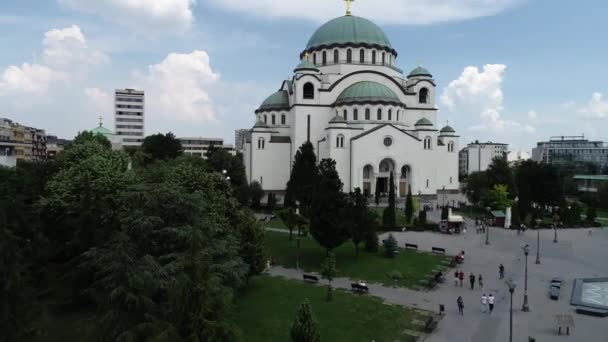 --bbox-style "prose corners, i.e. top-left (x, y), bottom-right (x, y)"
top-left (305, 16), bottom-right (394, 53)
top-left (335, 81), bottom-right (401, 105)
